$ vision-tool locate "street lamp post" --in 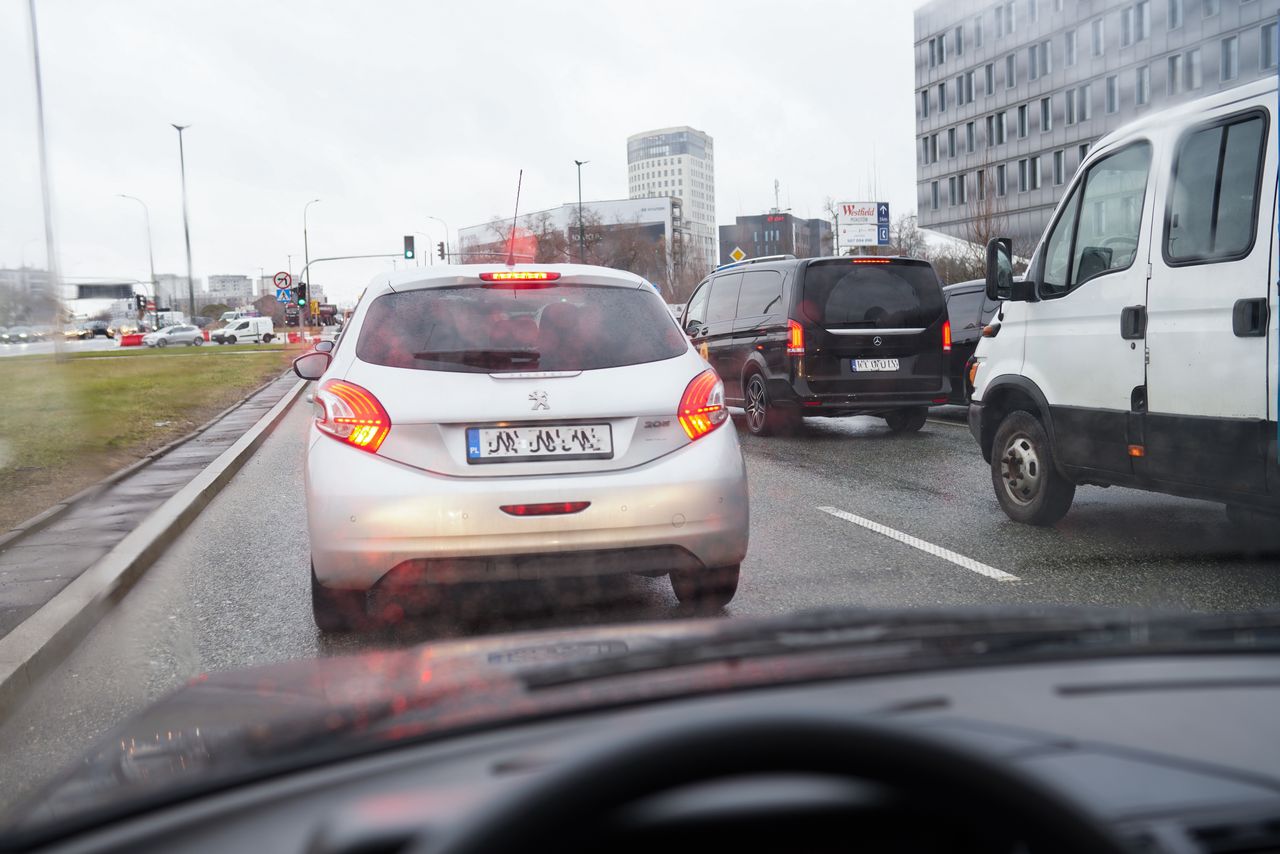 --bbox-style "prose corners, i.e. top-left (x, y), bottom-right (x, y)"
top-left (303, 199), bottom-right (322, 325)
top-left (424, 215), bottom-right (451, 263)
top-left (171, 124), bottom-right (196, 321)
top-left (574, 159), bottom-right (589, 263)
top-left (26, 0), bottom-right (65, 351)
top-left (117, 194), bottom-right (159, 330)
top-left (413, 231), bottom-right (434, 267)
